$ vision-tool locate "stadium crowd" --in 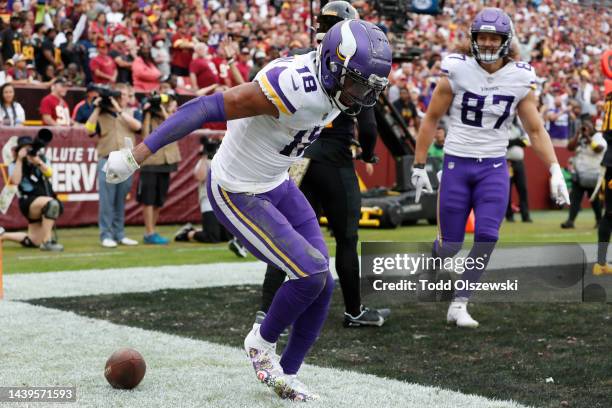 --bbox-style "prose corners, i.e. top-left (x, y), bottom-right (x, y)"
top-left (0, 0), bottom-right (609, 249)
top-left (0, 0), bottom-right (605, 129)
